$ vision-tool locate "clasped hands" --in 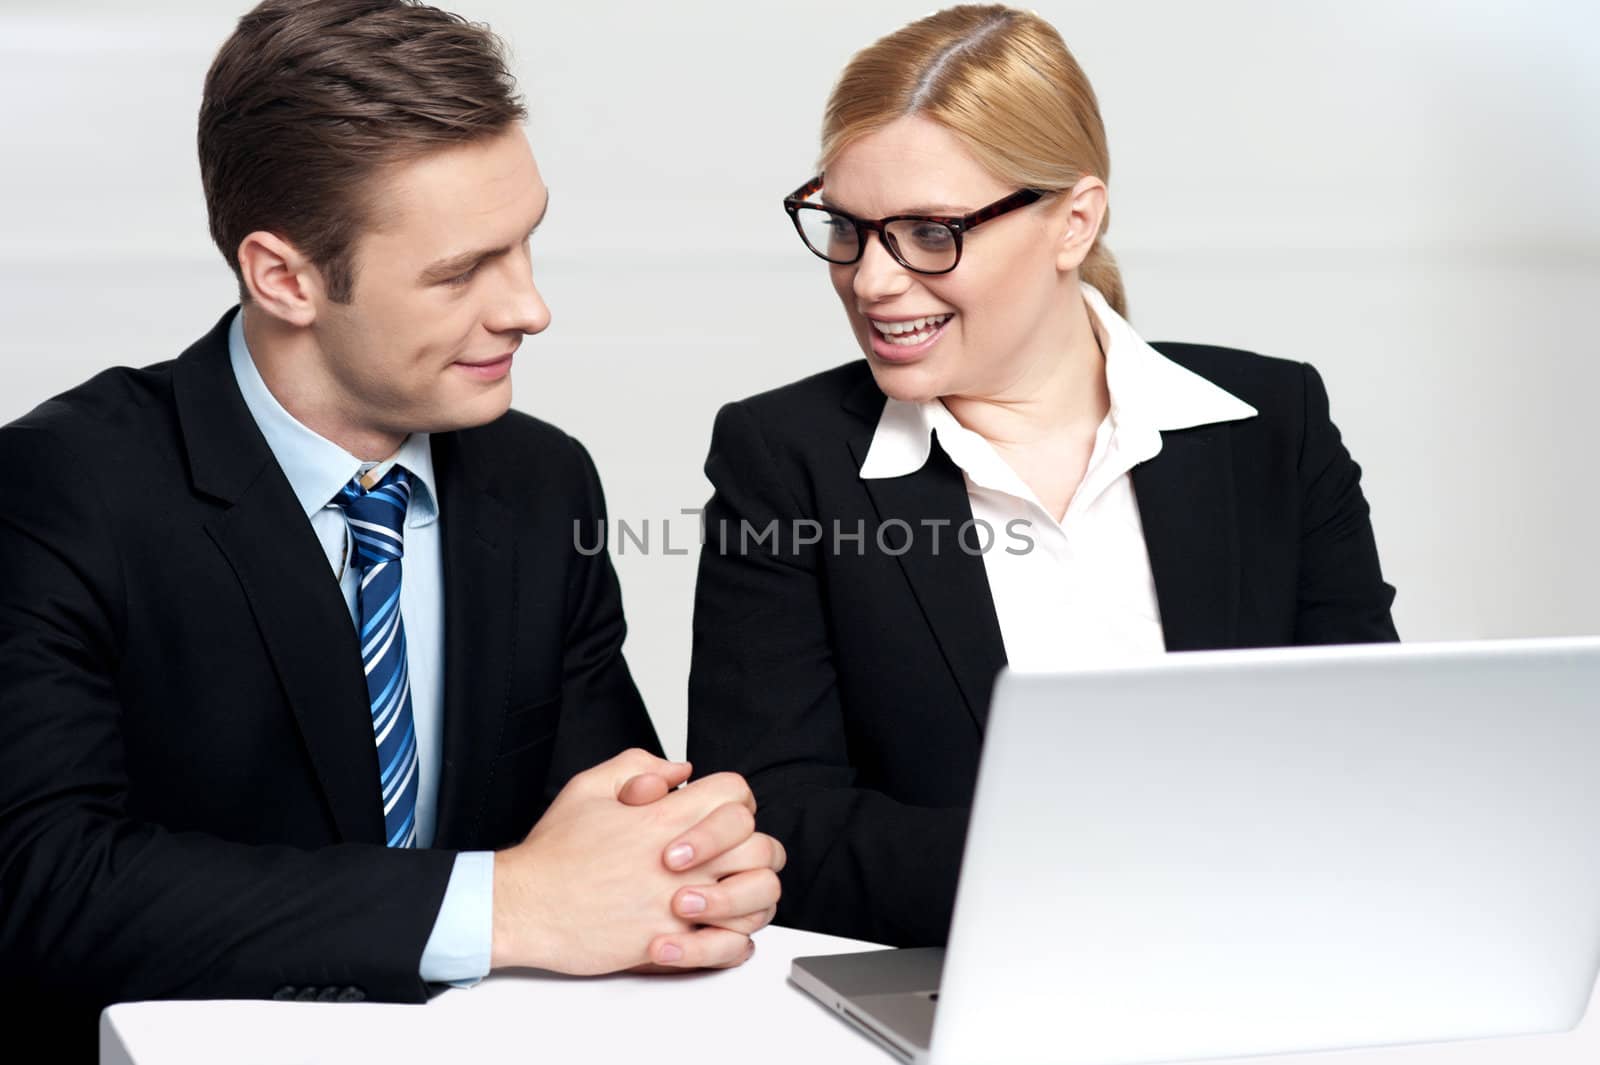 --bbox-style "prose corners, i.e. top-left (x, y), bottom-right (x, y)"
top-left (491, 748), bottom-right (785, 975)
